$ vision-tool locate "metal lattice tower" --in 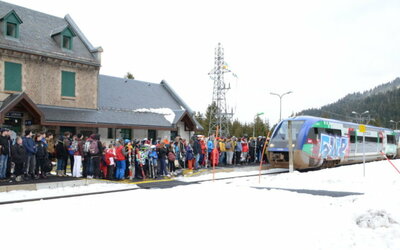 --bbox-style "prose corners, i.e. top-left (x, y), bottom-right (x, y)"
top-left (208, 43), bottom-right (235, 137)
